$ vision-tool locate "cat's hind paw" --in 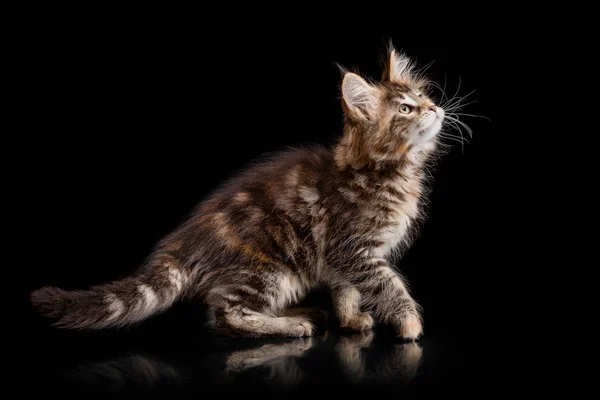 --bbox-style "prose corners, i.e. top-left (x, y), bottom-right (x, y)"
top-left (289, 318), bottom-right (316, 337)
